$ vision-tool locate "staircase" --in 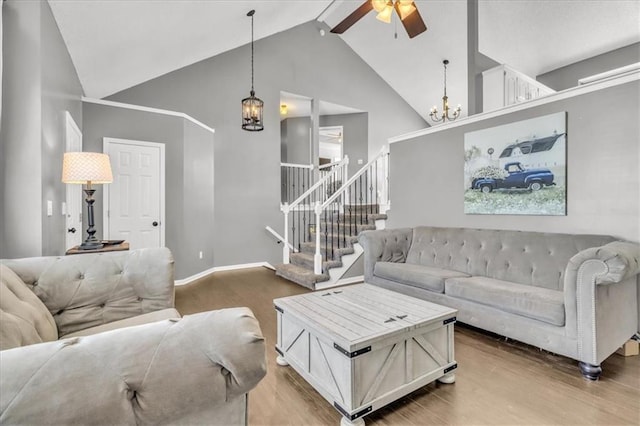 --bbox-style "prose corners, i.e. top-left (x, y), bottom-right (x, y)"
top-left (271, 147), bottom-right (390, 290)
top-left (275, 205), bottom-right (387, 289)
